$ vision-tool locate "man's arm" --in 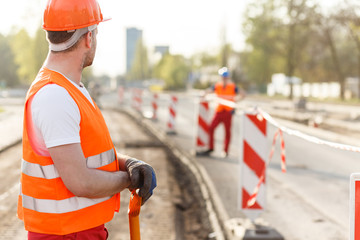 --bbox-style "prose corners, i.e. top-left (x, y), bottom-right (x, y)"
top-left (234, 86), bottom-right (246, 102)
top-left (117, 153), bottom-right (130, 171)
top-left (49, 143), bottom-right (131, 198)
